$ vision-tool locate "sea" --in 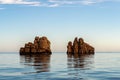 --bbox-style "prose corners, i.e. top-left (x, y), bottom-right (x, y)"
top-left (0, 52), bottom-right (120, 80)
